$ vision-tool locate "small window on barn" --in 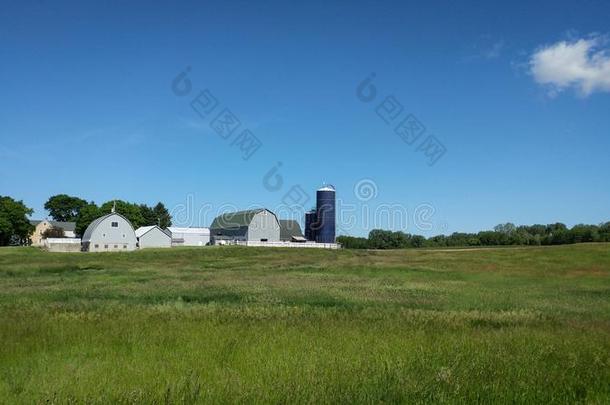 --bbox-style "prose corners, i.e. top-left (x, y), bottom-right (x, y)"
top-left (94, 244), bottom-right (99, 248)
top-left (104, 244), bottom-right (108, 249)
top-left (122, 234), bottom-right (125, 238)
top-left (114, 245), bottom-right (118, 248)
top-left (123, 245), bottom-right (127, 249)
top-left (111, 222), bottom-right (119, 227)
